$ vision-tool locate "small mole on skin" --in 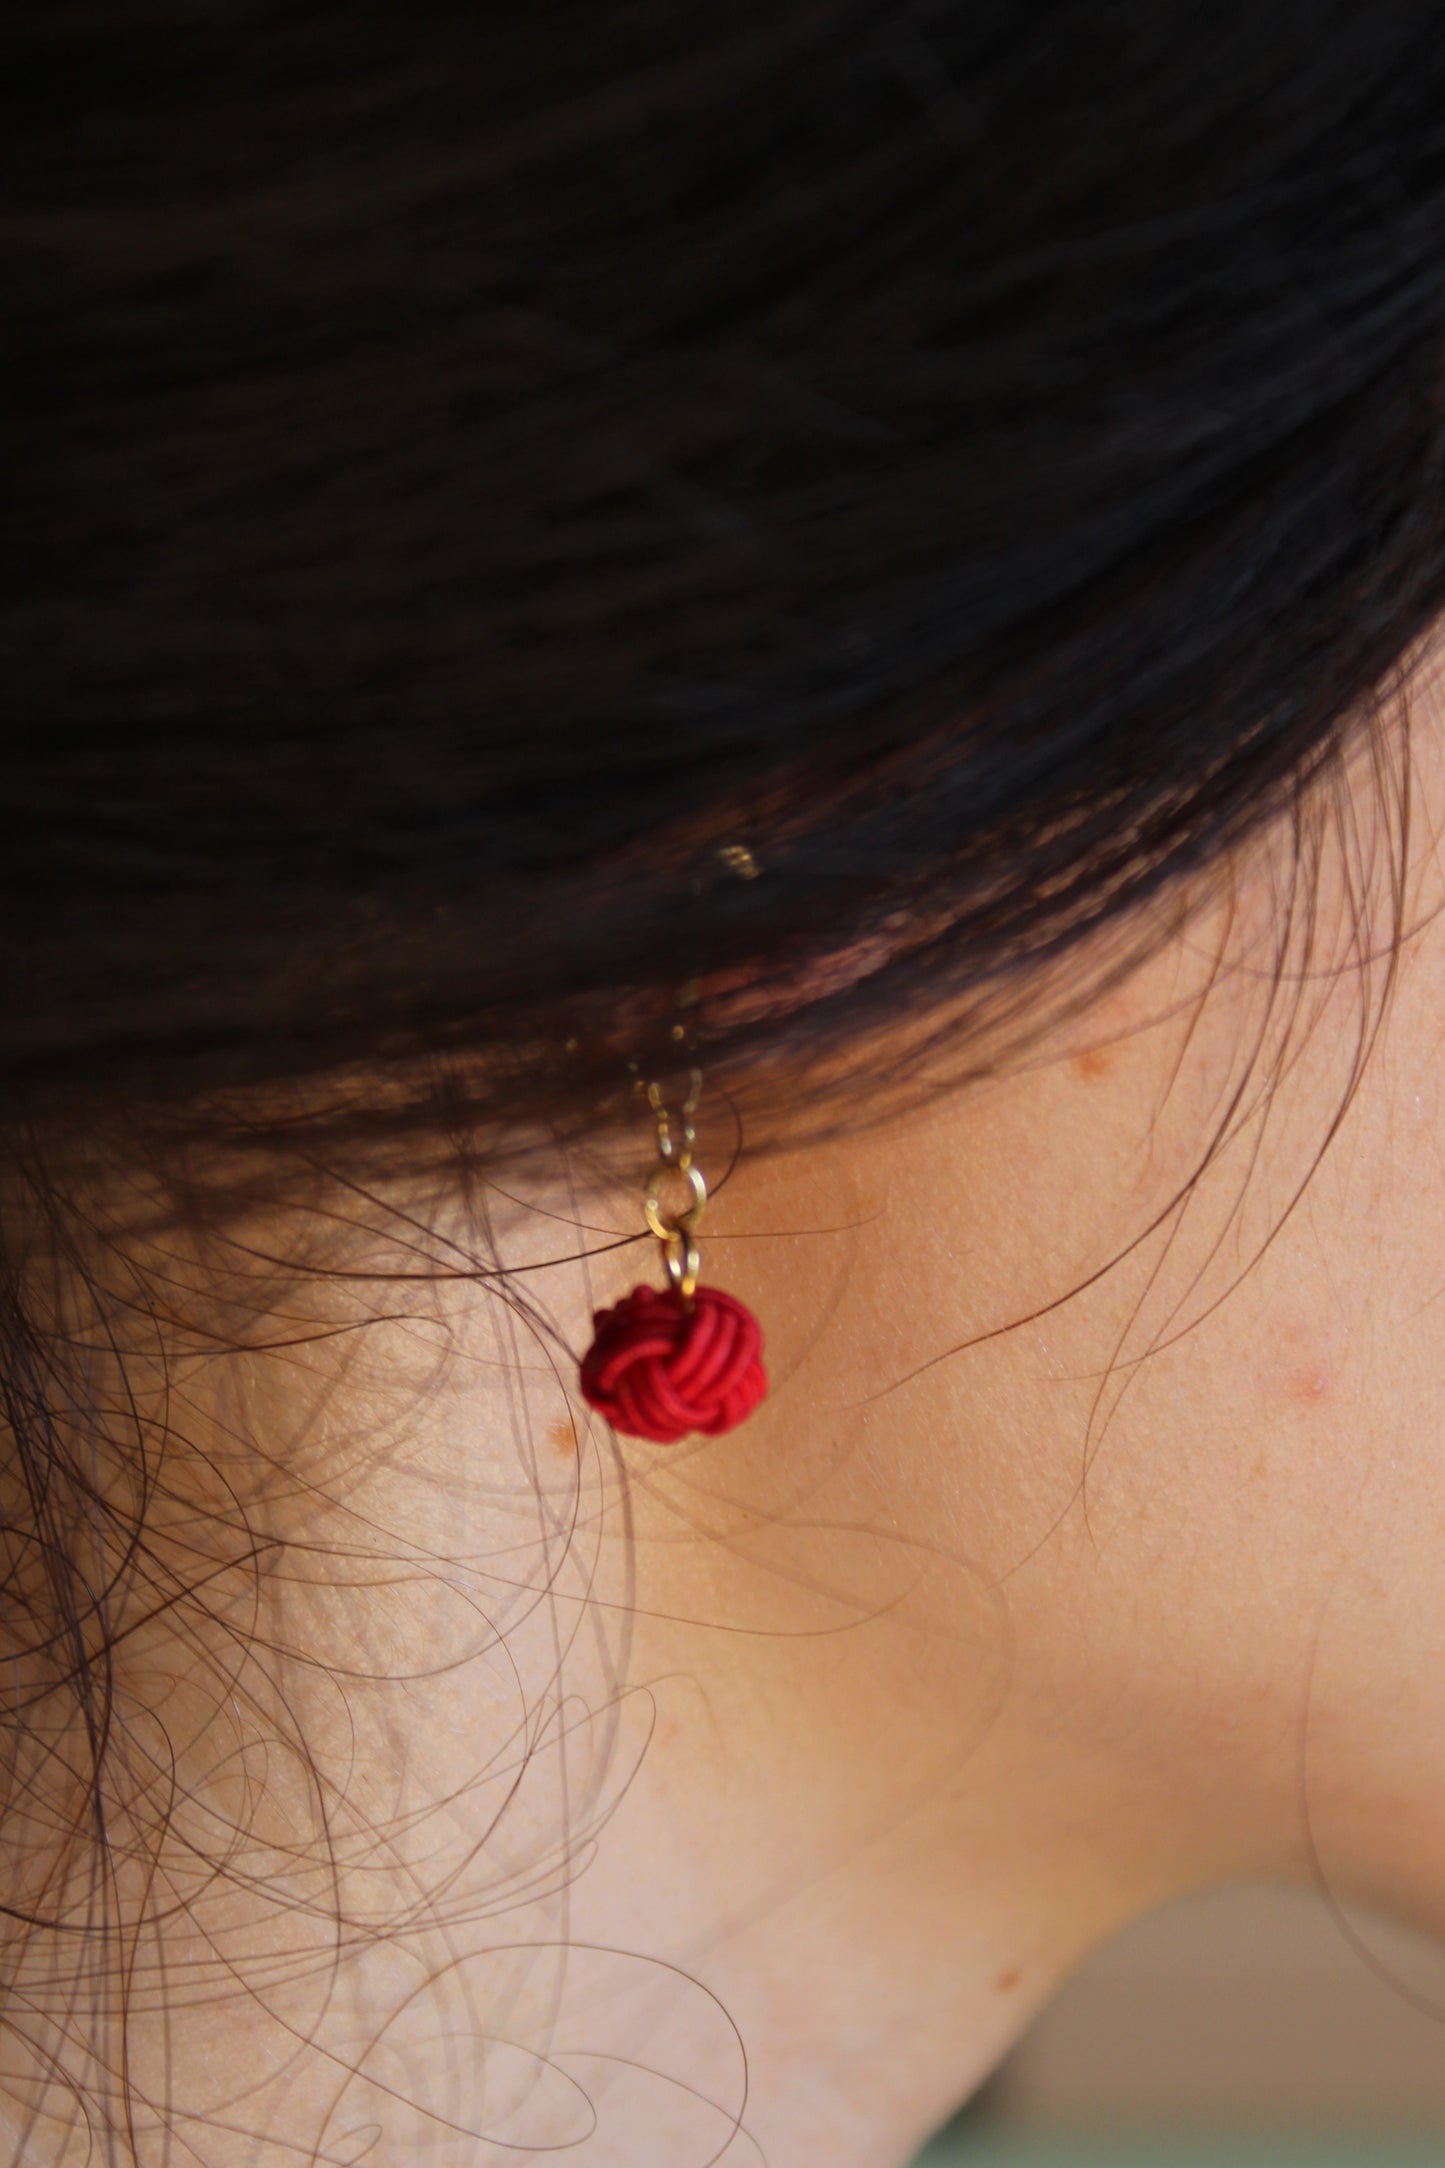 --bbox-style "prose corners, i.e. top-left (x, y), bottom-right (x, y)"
top-left (1268, 1320), bottom-right (1331, 1410)
top-left (547, 1417), bottom-right (579, 1455)
top-left (993, 1966), bottom-right (1021, 1995)
top-left (1285, 1368), bottom-right (1330, 1407)
top-left (1071, 1044), bottom-right (1113, 1082)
